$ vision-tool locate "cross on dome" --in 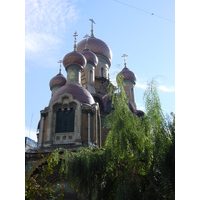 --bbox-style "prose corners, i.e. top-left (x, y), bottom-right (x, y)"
top-left (73, 31), bottom-right (78, 51)
top-left (84, 34), bottom-right (90, 49)
top-left (89, 19), bottom-right (95, 37)
top-left (58, 60), bottom-right (63, 74)
top-left (122, 53), bottom-right (128, 68)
